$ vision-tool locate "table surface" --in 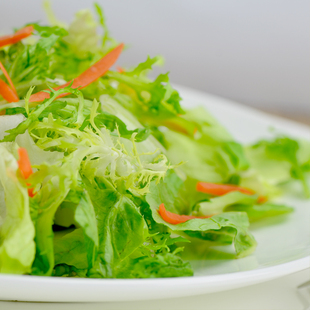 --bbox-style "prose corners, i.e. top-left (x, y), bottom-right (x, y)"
top-left (0, 268), bottom-right (309, 310)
